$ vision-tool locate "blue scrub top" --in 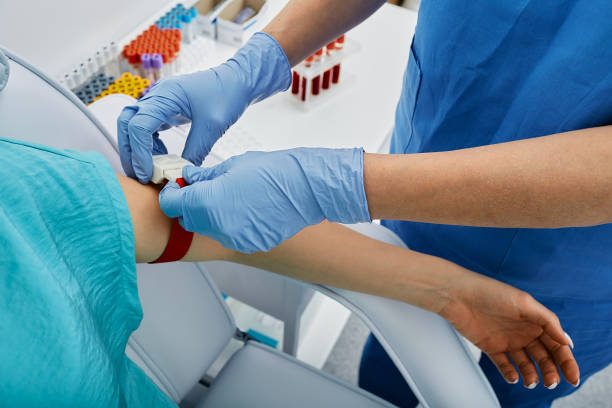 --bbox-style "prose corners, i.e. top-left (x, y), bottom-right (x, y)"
top-left (385, 0), bottom-right (612, 389)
